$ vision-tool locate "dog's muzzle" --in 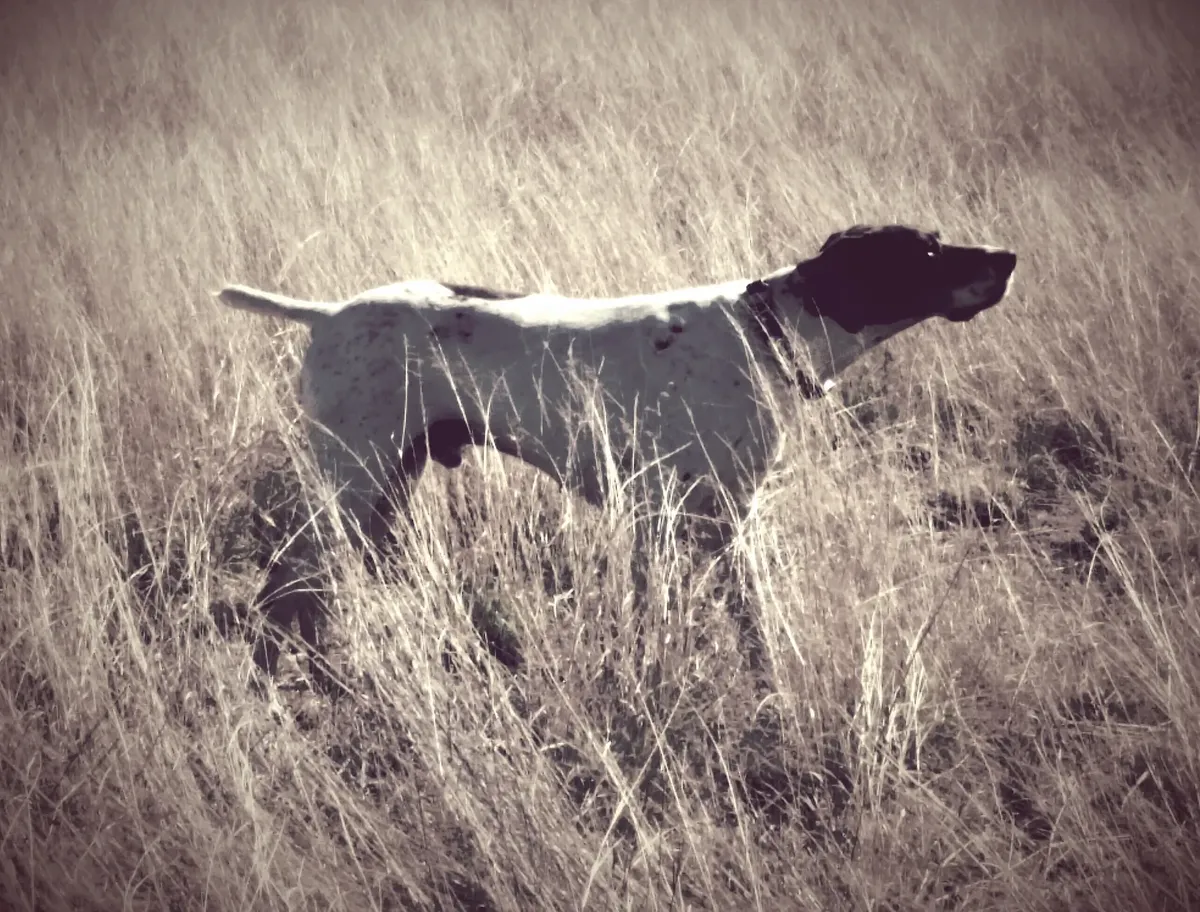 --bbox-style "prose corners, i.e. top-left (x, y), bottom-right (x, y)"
top-left (945, 248), bottom-right (1017, 321)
